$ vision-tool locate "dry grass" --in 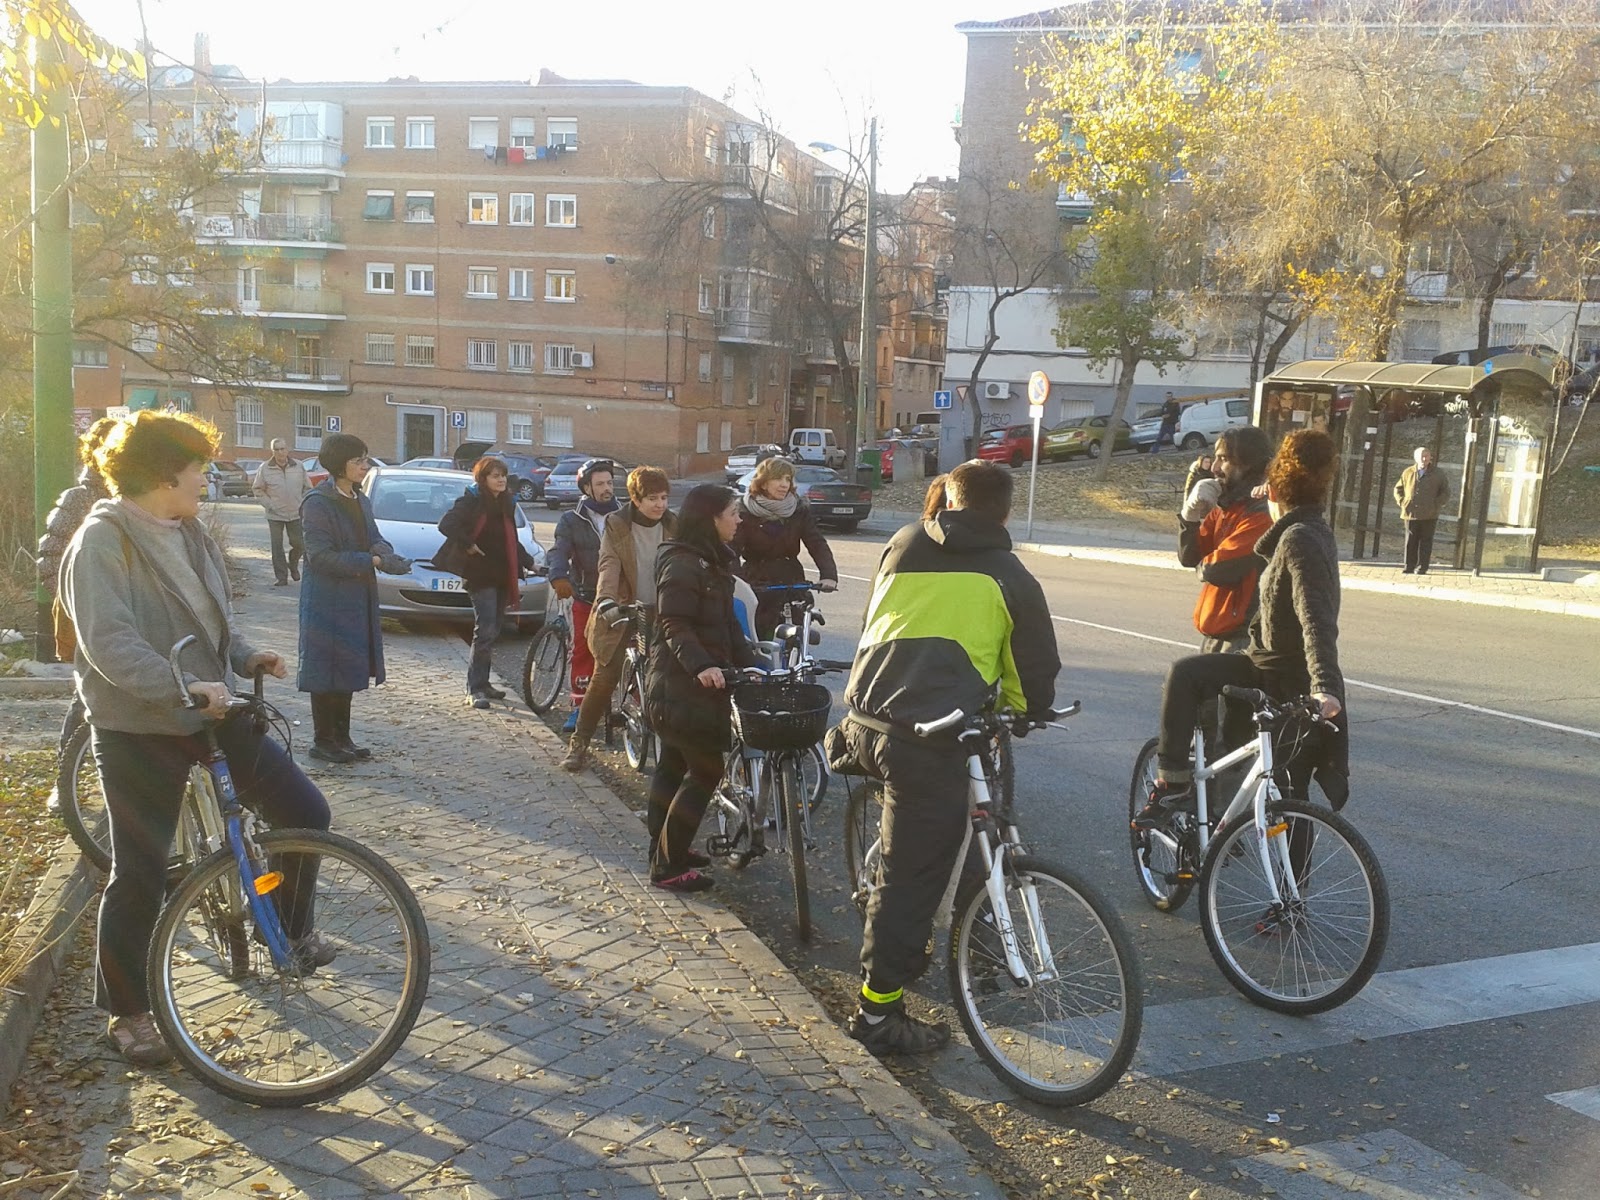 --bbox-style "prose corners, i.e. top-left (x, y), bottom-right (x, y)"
top-left (0, 750), bottom-right (71, 992)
